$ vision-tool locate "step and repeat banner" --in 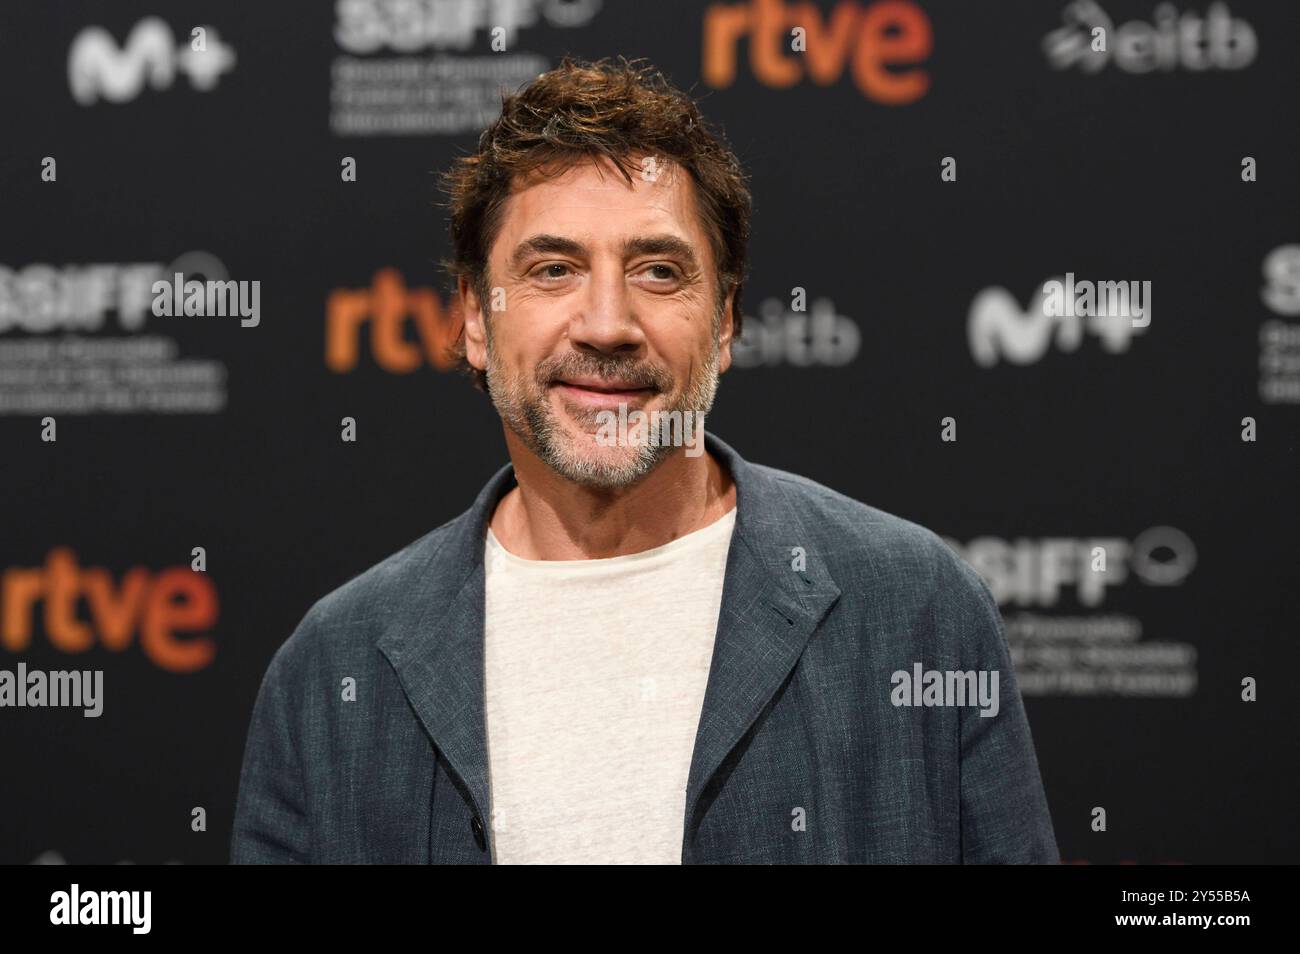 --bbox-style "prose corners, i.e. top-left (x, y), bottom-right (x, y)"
top-left (1, 0), bottom-right (1297, 864)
